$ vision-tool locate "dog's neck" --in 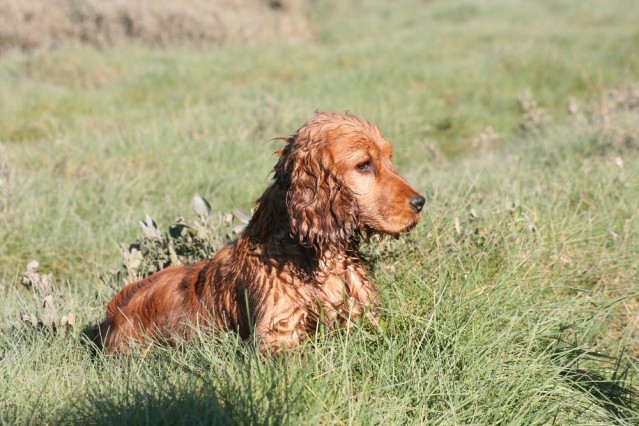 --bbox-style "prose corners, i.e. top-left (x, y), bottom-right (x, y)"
top-left (241, 183), bottom-right (362, 279)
